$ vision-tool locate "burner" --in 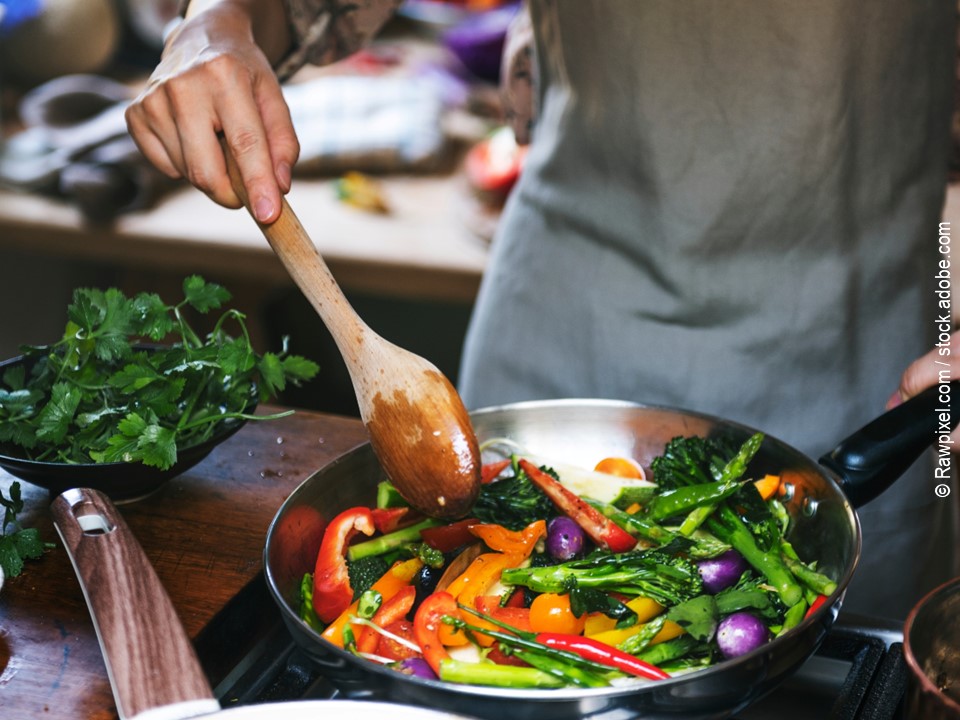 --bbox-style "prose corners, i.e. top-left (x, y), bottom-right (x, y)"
top-left (195, 574), bottom-right (909, 719)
